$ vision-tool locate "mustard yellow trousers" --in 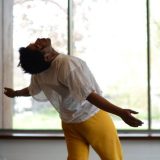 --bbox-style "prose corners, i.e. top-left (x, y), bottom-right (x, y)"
top-left (62, 110), bottom-right (123, 160)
